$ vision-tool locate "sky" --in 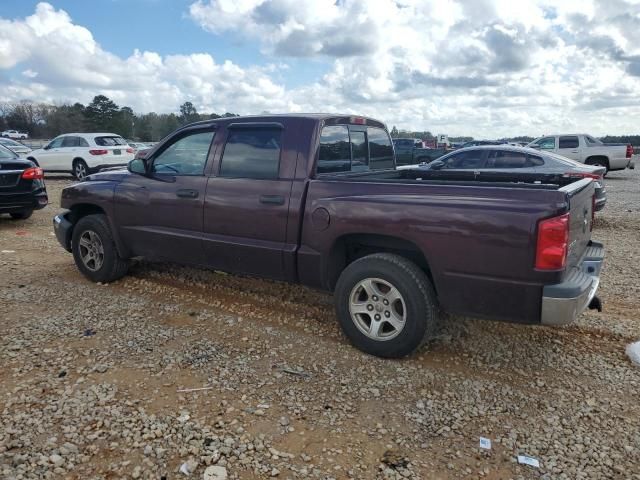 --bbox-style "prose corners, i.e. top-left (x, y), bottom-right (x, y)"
top-left (0, 0), bottom-right (639, 138)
